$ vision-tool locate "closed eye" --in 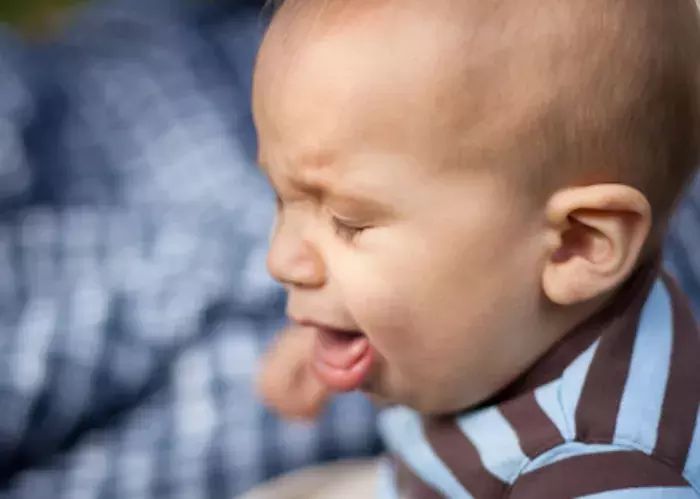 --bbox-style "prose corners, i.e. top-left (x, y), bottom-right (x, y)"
top-left (331, 216), bottom-right (367, 242)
